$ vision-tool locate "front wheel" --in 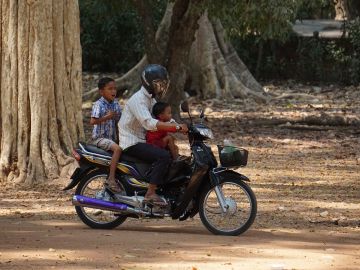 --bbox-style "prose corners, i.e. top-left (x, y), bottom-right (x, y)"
top-left (75, 170), bottom-right (127, 229)
top-left (199, 179), bottom-right (257, 236)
